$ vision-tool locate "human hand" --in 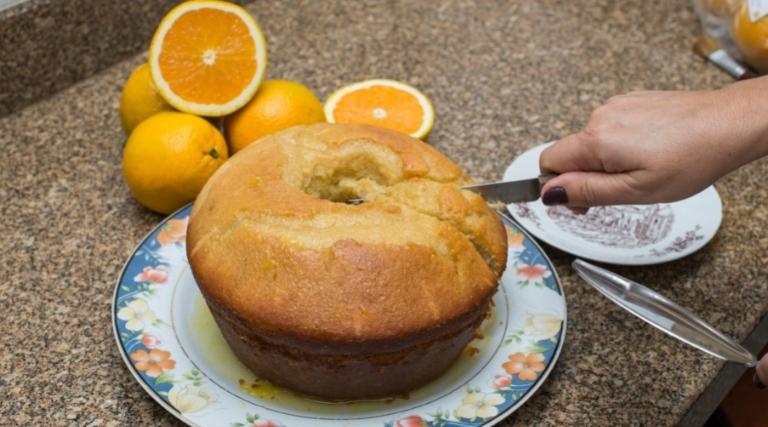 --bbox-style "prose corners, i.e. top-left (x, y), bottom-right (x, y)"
top-left (539, 78), bottom-right (768, 209)
top-left (755, 353), bottom-right (768, 390)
